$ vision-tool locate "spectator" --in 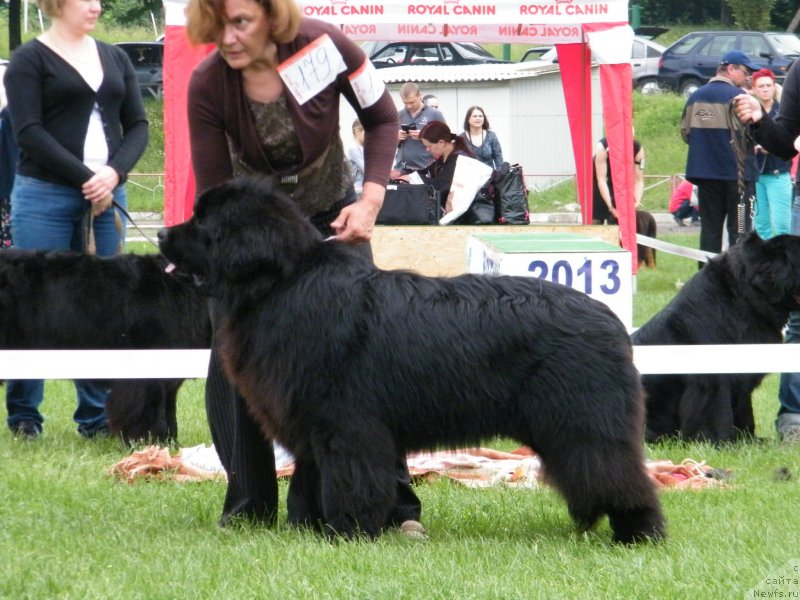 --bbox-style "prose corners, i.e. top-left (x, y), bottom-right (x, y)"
top-left (3, 0), bottom-right (148, 439)
top-left (750, 68), bottom-right (792, 239)
top-left (394, 82), bottom-right (445, 171)
top-left (347, 119), bottom-right (365, 197)
top-left (394, 120), bottom-right (475, 213)
top-left (421, 93), bottom-right (439, 110)
top-left (591, 136), bottom-right (645, 225)
top-left (669, 179), bottom-right (700, 226)
top-left (184, 0), bottom-right (423, 533)
top-left (681, 50), bottom-right (759, 255)
top-left (734, 60), bottom-right (800, 442)
top-left (461, 105), bottom-right (503, 169)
